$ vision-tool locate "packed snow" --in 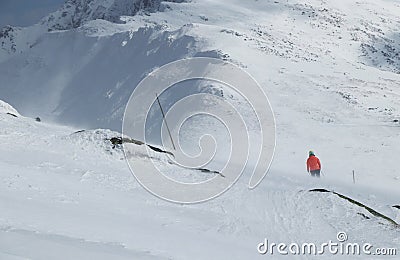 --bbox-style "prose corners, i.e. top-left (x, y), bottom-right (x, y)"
top-left (0, 106), bottom-right (398, 259)
top-left (0, 0), bottom-right (399, 259)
